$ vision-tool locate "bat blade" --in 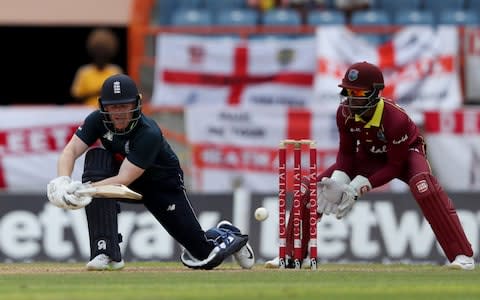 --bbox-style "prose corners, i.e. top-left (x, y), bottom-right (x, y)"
top-left (76, 184), bottom-right (143, 200)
